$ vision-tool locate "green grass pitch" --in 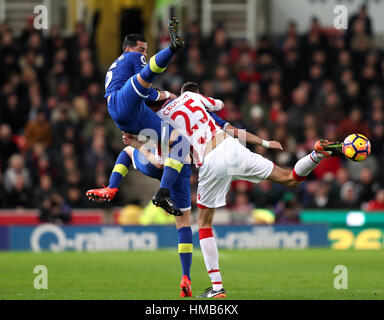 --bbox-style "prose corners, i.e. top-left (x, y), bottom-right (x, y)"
top-left (1, 249), bottom-right (383, 300)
